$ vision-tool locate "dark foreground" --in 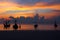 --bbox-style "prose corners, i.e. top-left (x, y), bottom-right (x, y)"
top-left (0, 30), bottom-right (60, 40)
